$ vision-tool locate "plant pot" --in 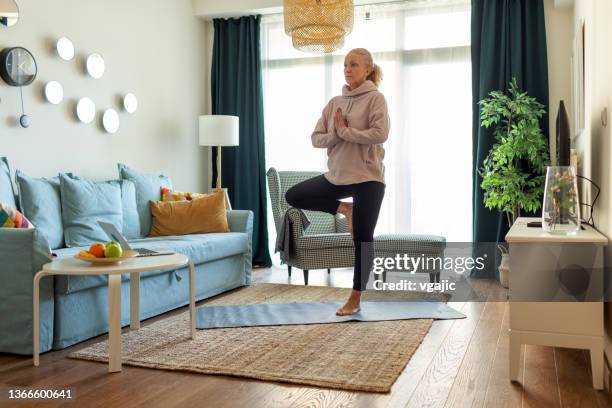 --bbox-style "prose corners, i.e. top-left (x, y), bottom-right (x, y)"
top-left (498, 244), bottom-right (509, 288)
